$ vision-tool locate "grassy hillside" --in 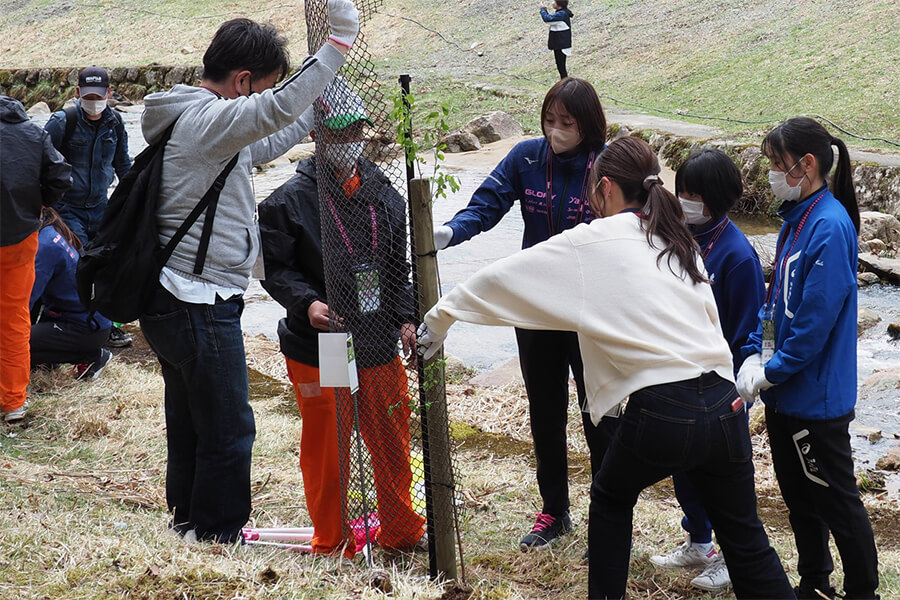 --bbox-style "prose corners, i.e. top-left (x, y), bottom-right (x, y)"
top-left (2, 0), bottom-right (898, 150)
